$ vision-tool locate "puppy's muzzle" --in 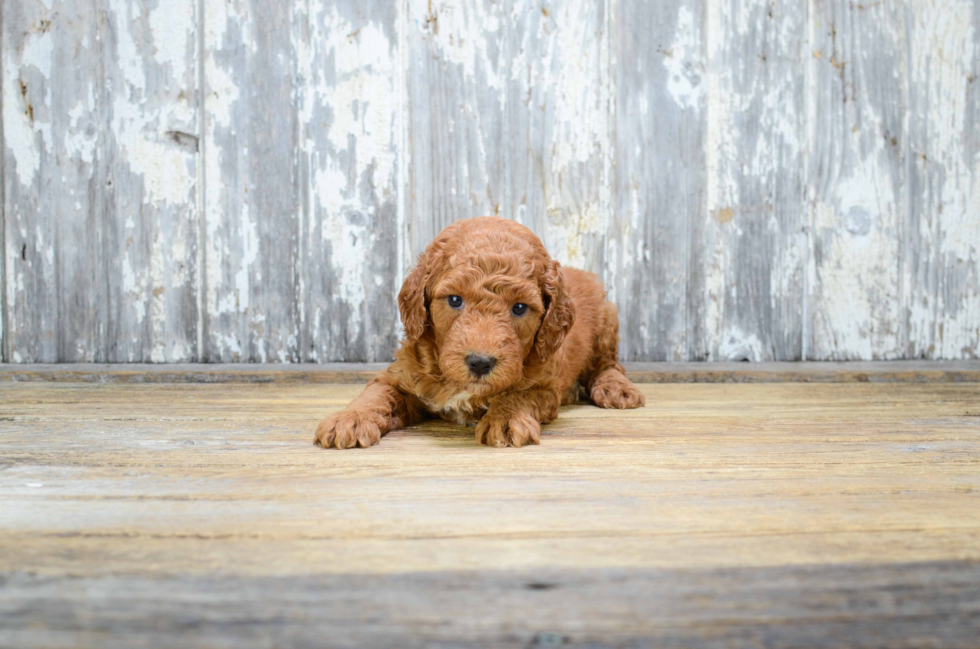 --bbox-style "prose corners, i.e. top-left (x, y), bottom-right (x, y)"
top-left (465, 354), bottom-right (497, 378)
